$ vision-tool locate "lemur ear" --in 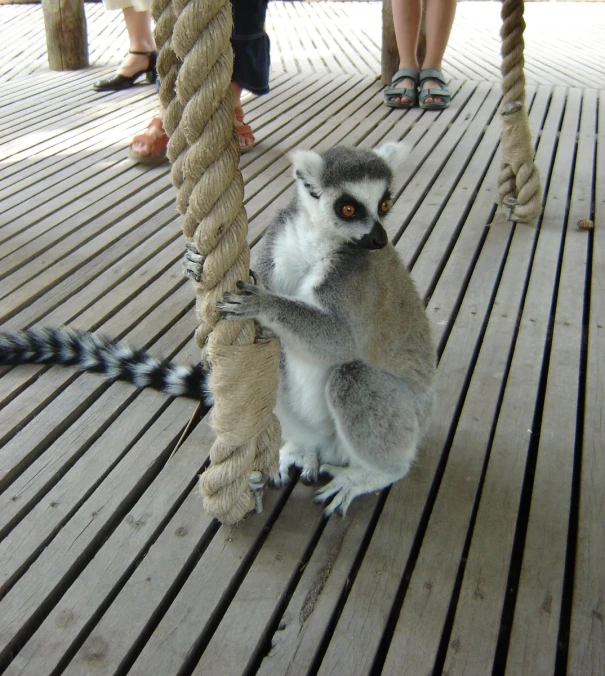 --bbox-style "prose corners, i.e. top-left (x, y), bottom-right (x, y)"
top-left (291, 149), bottom-right (324, 199)
top-left (375, 142), bottom-right (407, 173)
